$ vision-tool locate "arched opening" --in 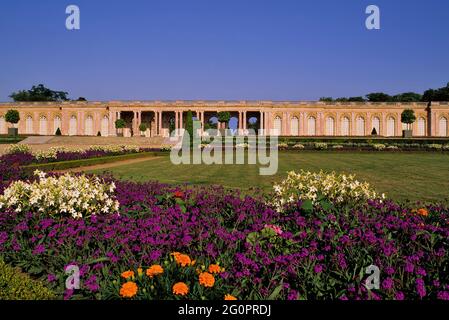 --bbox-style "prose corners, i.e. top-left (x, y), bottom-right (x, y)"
top-left (0, 116), bottom-right (6, 134)
top-left (325, 117), bottom-right (335, 136)
top-left (101, 116), bottom-right (109, 136)
top-left (69, 116), bottom-right (77, 136)
top-left (39, 116), bottom-right (48, 135)
top-left (372, 117), bottom-right (380, 135)
top-left (307, 117), bottom-right (316, 136)
top-left (26, 116), bottom-right (33, 134)
top-left (356, 117), bottom-right (365, 136)
top-left (341, 117), bottom-right (350, 136)
top-left (387, 117), bottom-right (396, 137)
top-left (439, 117), bottom-right (448, 137)
top-left (417, 117), bottom-right (426, 136)
top-left (273, 116), bottom-right (282, 135)
top-left (54, 116), bottom-right (62, 134)
top-left (85, 116), bottom-right (94, 136)
top-left (290, 117), bottom-right (299, 136)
